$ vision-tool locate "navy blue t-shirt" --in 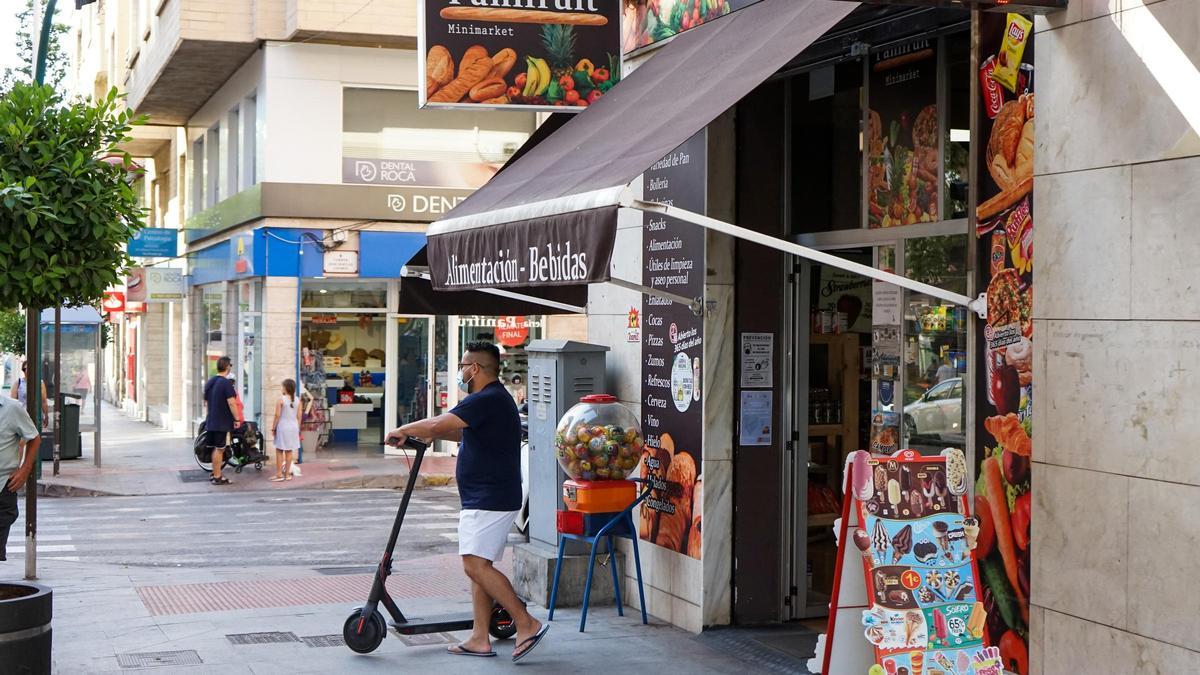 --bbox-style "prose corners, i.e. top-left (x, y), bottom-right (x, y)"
top-left (203, 375), bottom-right (237, 432)
top-left (450, 380), bottom-right (522, 511)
